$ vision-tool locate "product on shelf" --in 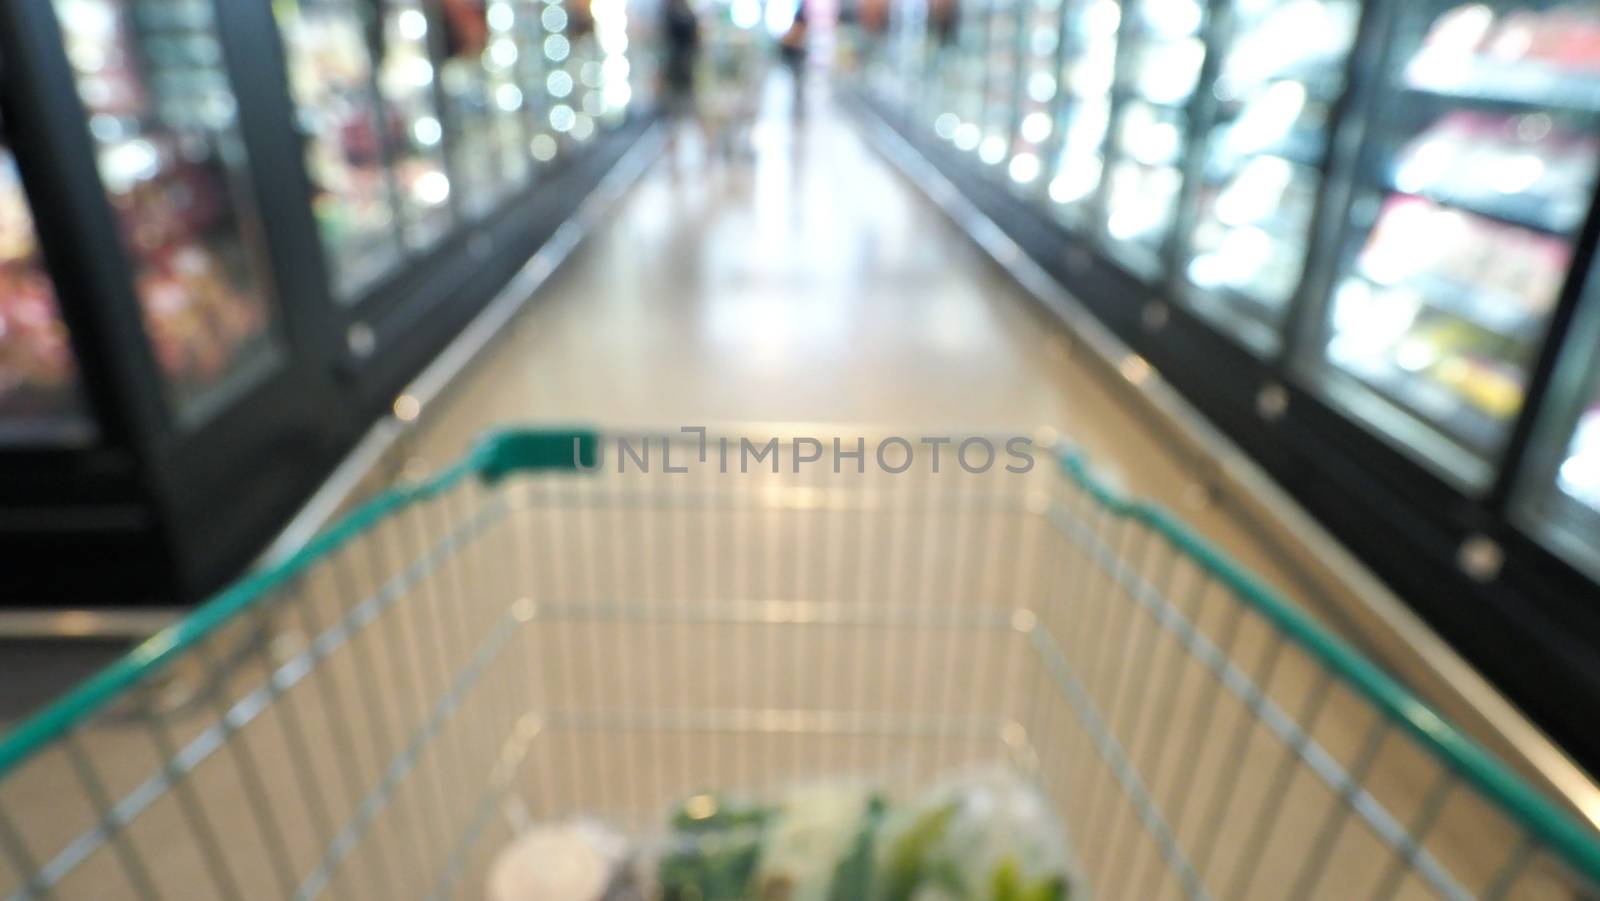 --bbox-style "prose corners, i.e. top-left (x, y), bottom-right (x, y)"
top-left (1105, 102), bottom-right (1185, 246)
top-left (1188, 156), bottom-right (1317, 306)
top-left (1392, 110), bottom-right (1597, 231)
top-left (1213, 79), bottom-right (1317, 163)
top-left (1216, 0), bottom-right (1359, 94)
top-left (1127, 36), bottom-right (1205, 105)
top-left (1409, 3), bottom-right (1600, 81)
top-left (1106, 159), bottom-right (1182, 243)
top-left (1358, 195), bottom-right (1569, 323)
top-left (1326, 274), bottom-right (1532, 439)
top-left (55, 0), bottom-right (275, 402)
